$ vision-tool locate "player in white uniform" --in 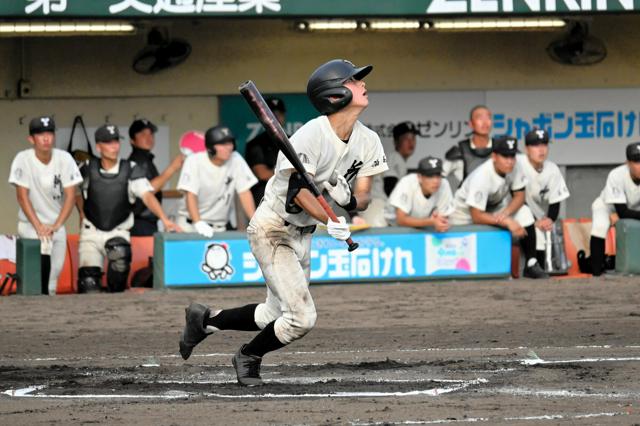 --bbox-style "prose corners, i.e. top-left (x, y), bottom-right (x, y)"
top-left (9, 116), bottom-right (83, 295)
top-left (449, 136), bottom-right (548, 279)
top-left (588, 142), bottom-right (640, 276)
top-left (179, 59), bottom-right (388, 386)
top-left (76, 124), bottom-right (180, 293)
top-left (516, 128), bottom-right (570, 265)
top-left (388, 156), bottom-right (454, 230)
top-left (176, 125), bottom-right (257, 237)
top-left (361, 121), bottom-right (419, 227)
